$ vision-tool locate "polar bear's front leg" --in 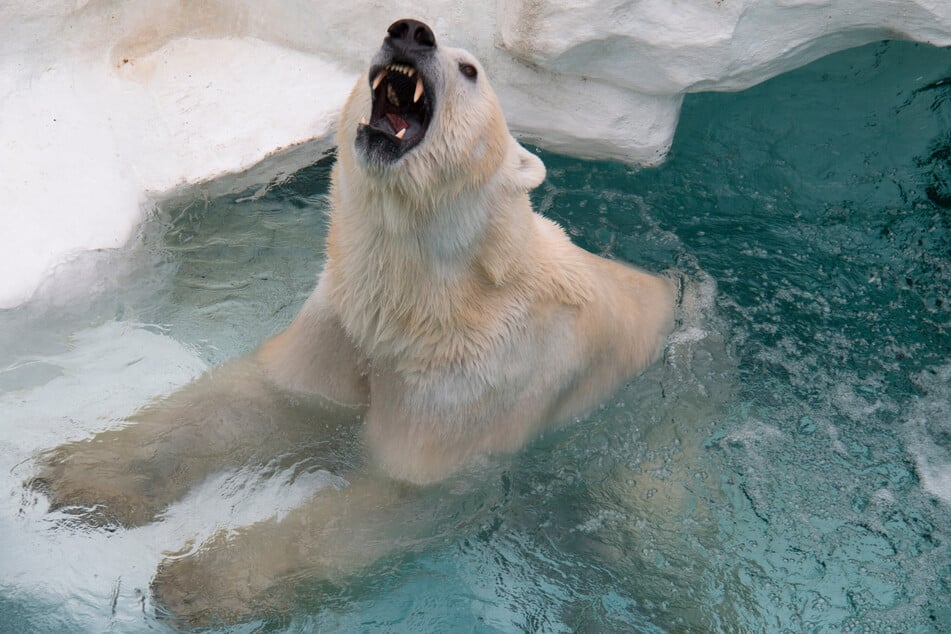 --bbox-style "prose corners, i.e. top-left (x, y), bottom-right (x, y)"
top-left (151, 472), bottom-right (425, 626)
top-left (30, 277), bottom-right (368, 528)
top-left (31, 359), bottom-right (363, 527)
